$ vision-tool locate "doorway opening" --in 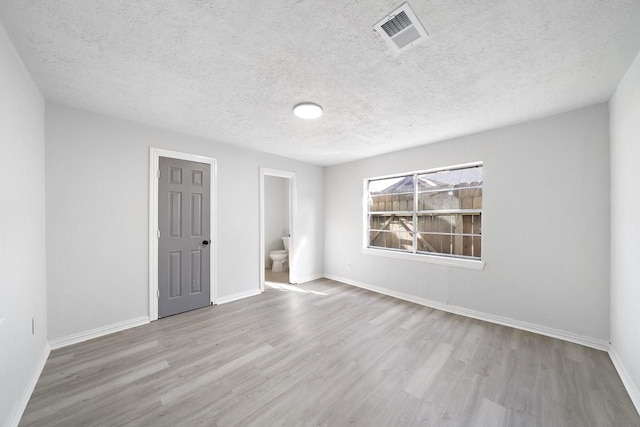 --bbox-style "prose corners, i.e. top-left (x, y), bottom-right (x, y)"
top-left (149, 148), bottom-right (217, 321)
top-left (259, 168), bottom-right (296, 292)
